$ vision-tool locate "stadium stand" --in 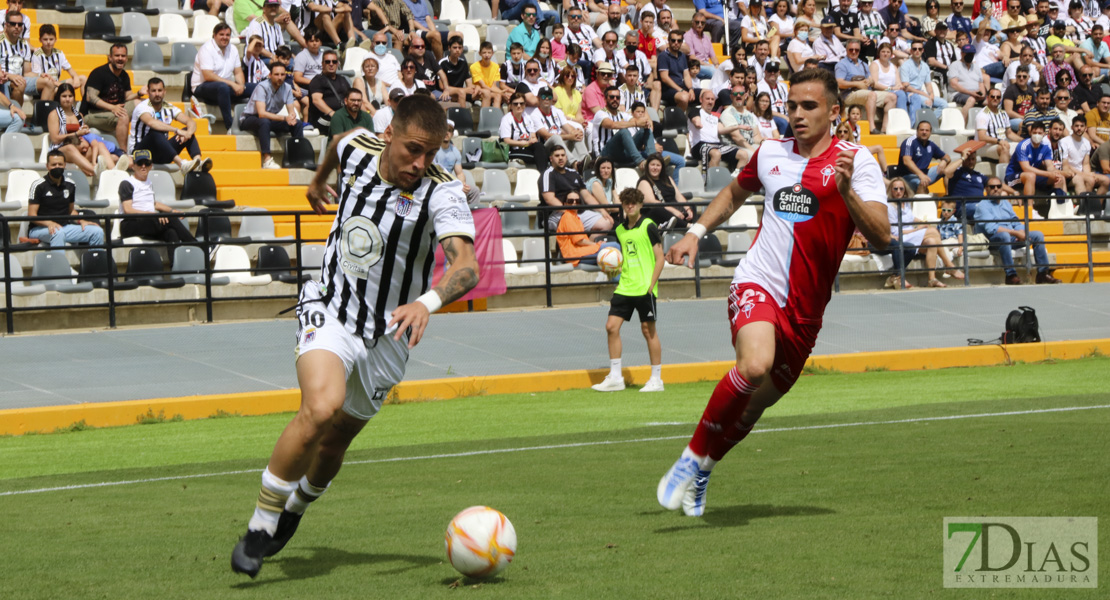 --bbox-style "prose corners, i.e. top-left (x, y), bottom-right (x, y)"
top-left (1, 0), bottom-right (1109, 334)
